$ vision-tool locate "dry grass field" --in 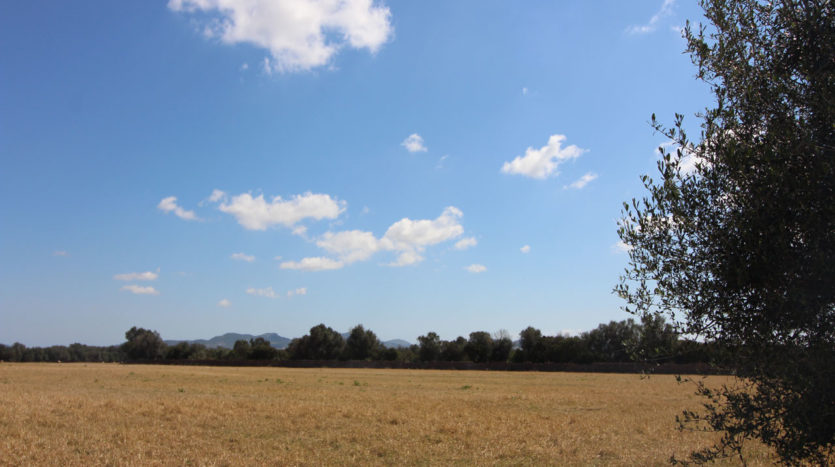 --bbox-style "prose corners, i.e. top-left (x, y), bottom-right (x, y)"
top-left (0, 363), bottom-right (774, 465)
